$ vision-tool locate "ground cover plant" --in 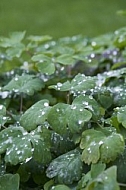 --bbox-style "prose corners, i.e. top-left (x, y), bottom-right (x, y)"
top-left (0, 27), bottom-right (126, 189)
